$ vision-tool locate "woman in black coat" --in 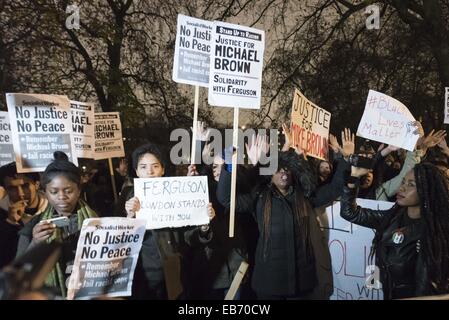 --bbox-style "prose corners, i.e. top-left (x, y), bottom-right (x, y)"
top-left (340, 162), bottom-right (449, 299)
